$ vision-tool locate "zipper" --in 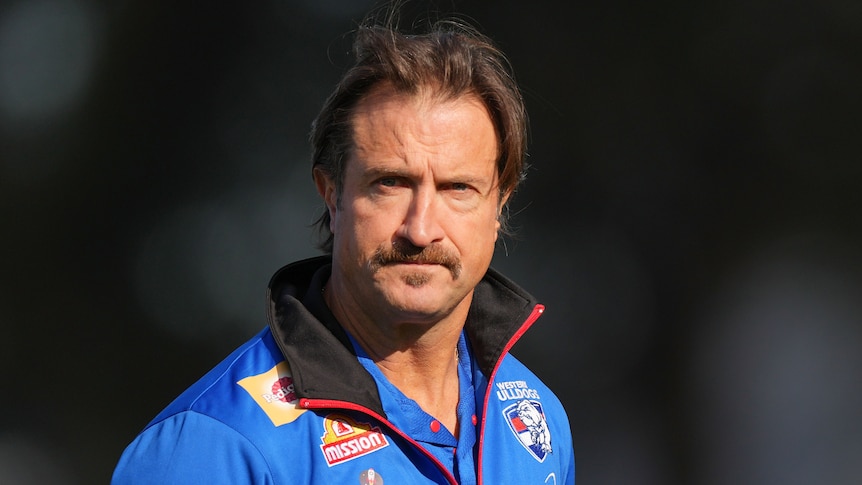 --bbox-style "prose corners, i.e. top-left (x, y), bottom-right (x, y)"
top-left (475, 303), bottom-right (545, 485)
top-left (299, 398), bottom-right (459, 485)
